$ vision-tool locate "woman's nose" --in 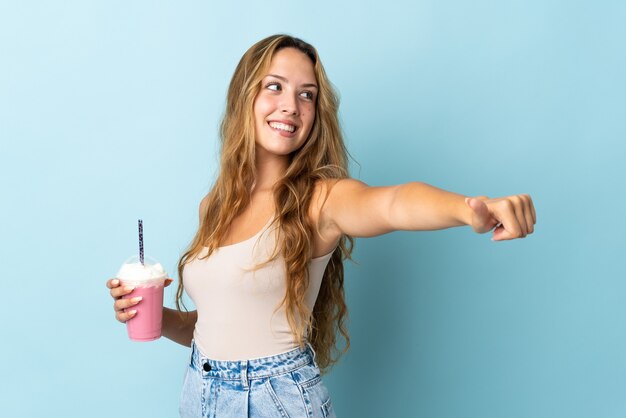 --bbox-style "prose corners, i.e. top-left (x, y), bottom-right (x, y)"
top-left (280, 94), bottom-right (299, 115)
